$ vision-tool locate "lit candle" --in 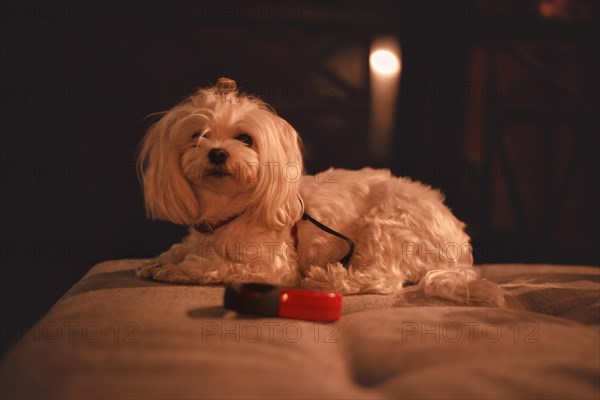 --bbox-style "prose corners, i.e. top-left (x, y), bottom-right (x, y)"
top-left (369, 37), bottom-right (402, 163)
